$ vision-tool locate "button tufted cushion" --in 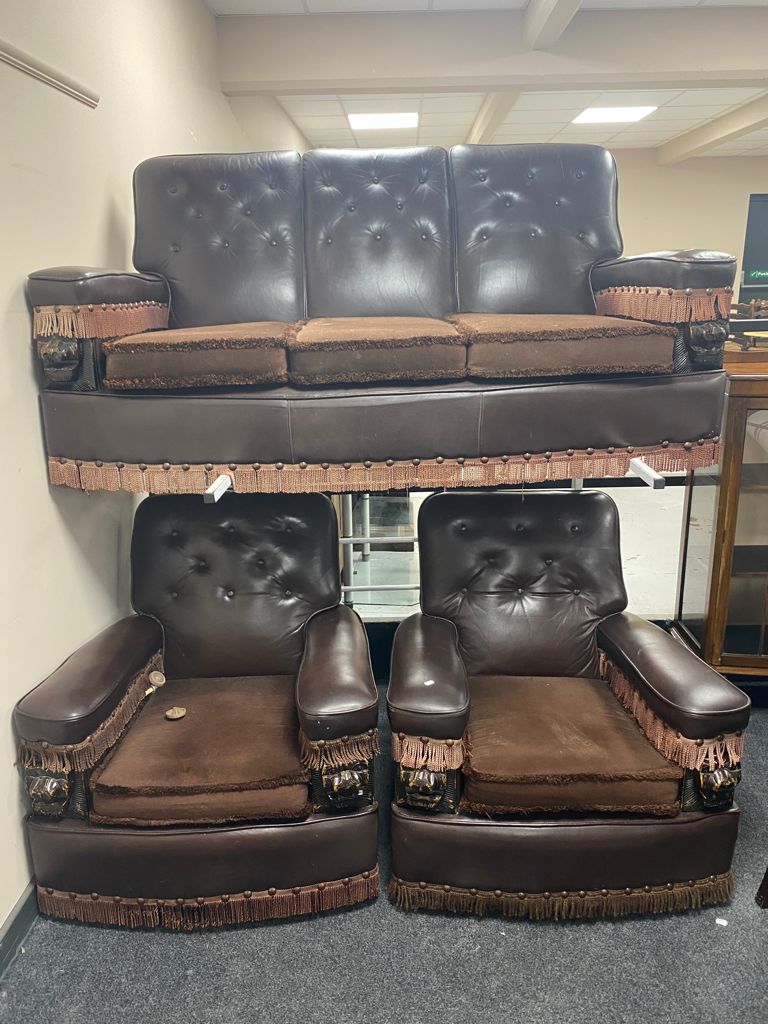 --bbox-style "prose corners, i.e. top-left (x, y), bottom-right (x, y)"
top-left (418, 491), bottom-right (627, 677)
top-left (451, 312), bottom-right (675, 379)
top-left (461, 675), bottom-right (682, 816)
top-left (89, 675), bottom-right (309, 825)
top-left (102, 322), bottom-right (290, 389)
top-left (450, 144), bottom-right (622, 315)
top-left (133, 152), bottom-right (304, 328)
top-left (287, 316), bottom-right (465, 384)
top-left (131, 493), bottom-right (340, 678)
top-left (303, 148), bottom-right (455, 319)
